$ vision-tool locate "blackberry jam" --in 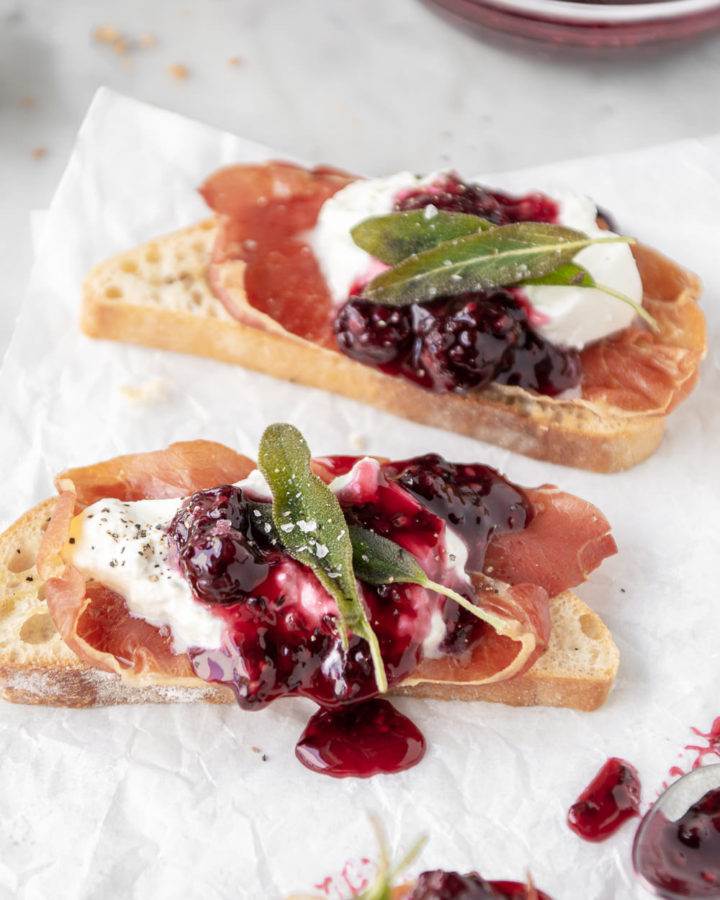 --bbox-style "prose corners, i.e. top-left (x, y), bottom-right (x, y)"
top-left (408, 870), bottom-right (554, 900)
top-left (395, 173), bottom-right (559, 226)
top-left (567, 757), bottom-right (642, 842)
top-left (334, 292), bottom-right (580, 396)
top-left (295, 698), bottom-right (426, 778)
top-left (334, 174), bottom-right (580, 397)
top-left (168, 456), bottom-right (531, 712)
top-left (634, 786), bottom-right (720, 897)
